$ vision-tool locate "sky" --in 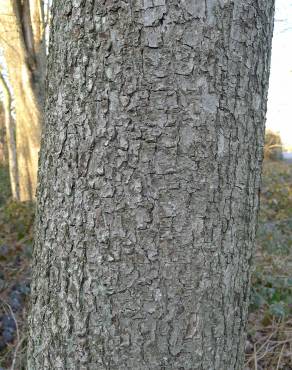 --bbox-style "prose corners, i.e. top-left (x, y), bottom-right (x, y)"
top-left (266, 0), bottom-right (292, 150)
